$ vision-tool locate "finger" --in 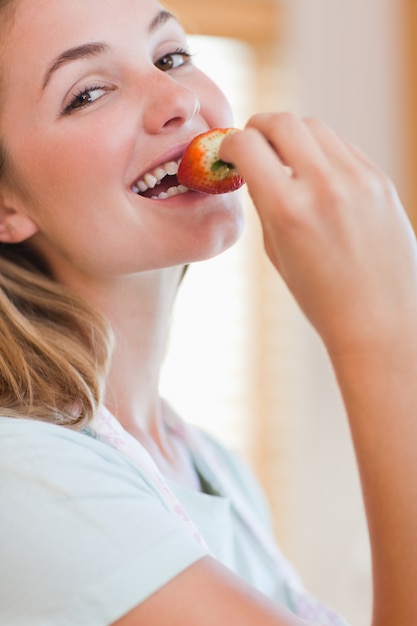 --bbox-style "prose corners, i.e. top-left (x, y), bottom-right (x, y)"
top-left (244, 112), bottom-right (328, 178)
top-left (344, 139), bottom-right (386, 174)
top-left (219, 126), bottom-right (292, 214)
top-left (303, 117), bottom-right (359, 166)
top-left (304, 117), bottom-right (383, 175)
